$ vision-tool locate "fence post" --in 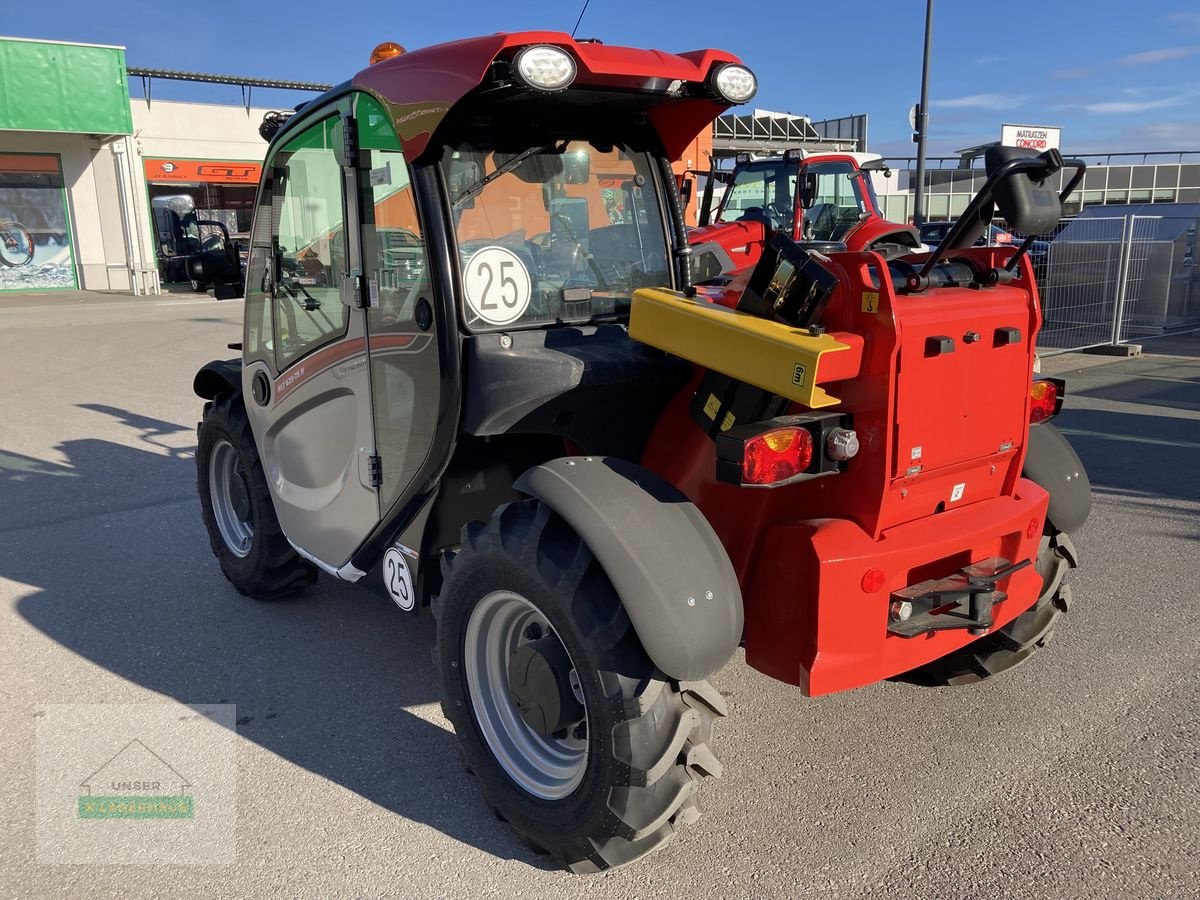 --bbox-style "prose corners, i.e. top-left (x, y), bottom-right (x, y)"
top-left (1110, 214), bottom-right (1135, 346)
